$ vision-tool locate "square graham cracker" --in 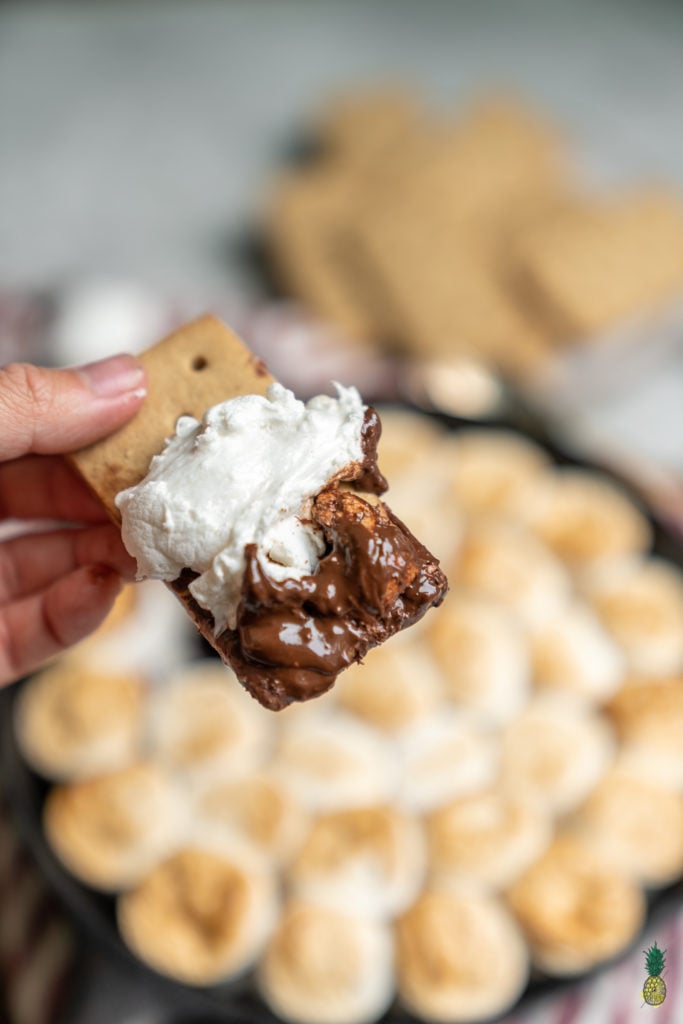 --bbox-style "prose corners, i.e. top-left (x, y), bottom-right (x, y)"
top-left (69, 315), bottom-right (273, 524)
top-left (511, 187), bottom-right (683, 340)
top-left (68, 315), bottom-right (279, 698)
top-left (265, 167), bottom-right (388, 344)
